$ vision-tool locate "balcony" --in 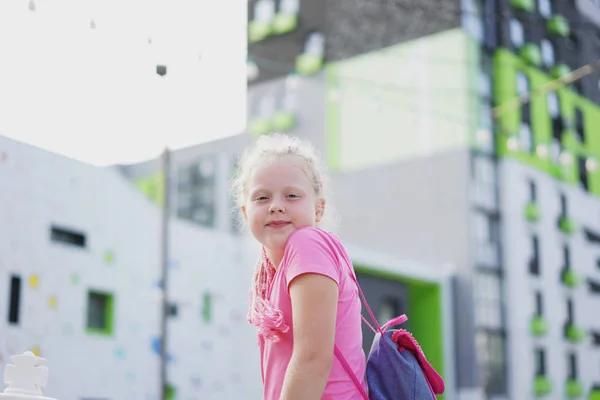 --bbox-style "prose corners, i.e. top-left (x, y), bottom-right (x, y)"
top-left (561, 268), bottom-right (582, 289)
top-left (565, 380), bottom-right (584, 398)
top-left (525, 202), bottom-right (541, 222)
top-left (564, 323), bottom-right (586, 344)
top-left (534, 376), bottom-right (552, 397)
top-left (531, 315), bottom-right (549, 336)
top-left (547, 15), bottom-right (570, 37)
top-left (558, 216), bottom-right (577, 236)
top-left (510, 0), bottom-right (534, 12)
